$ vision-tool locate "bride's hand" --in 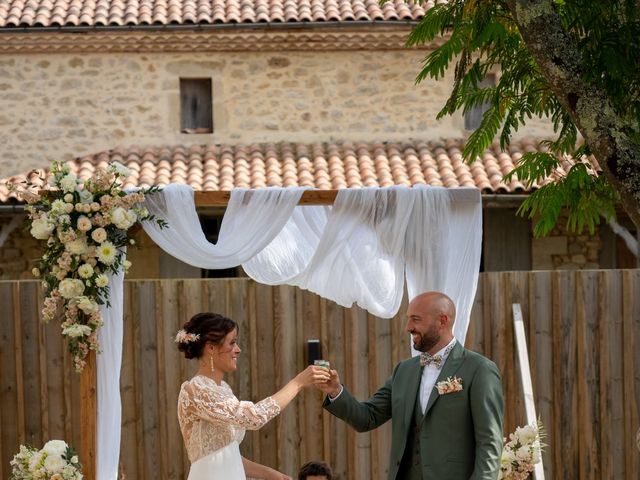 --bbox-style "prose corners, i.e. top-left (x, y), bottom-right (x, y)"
top-left (294, 365), bottom-right (331, 388)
